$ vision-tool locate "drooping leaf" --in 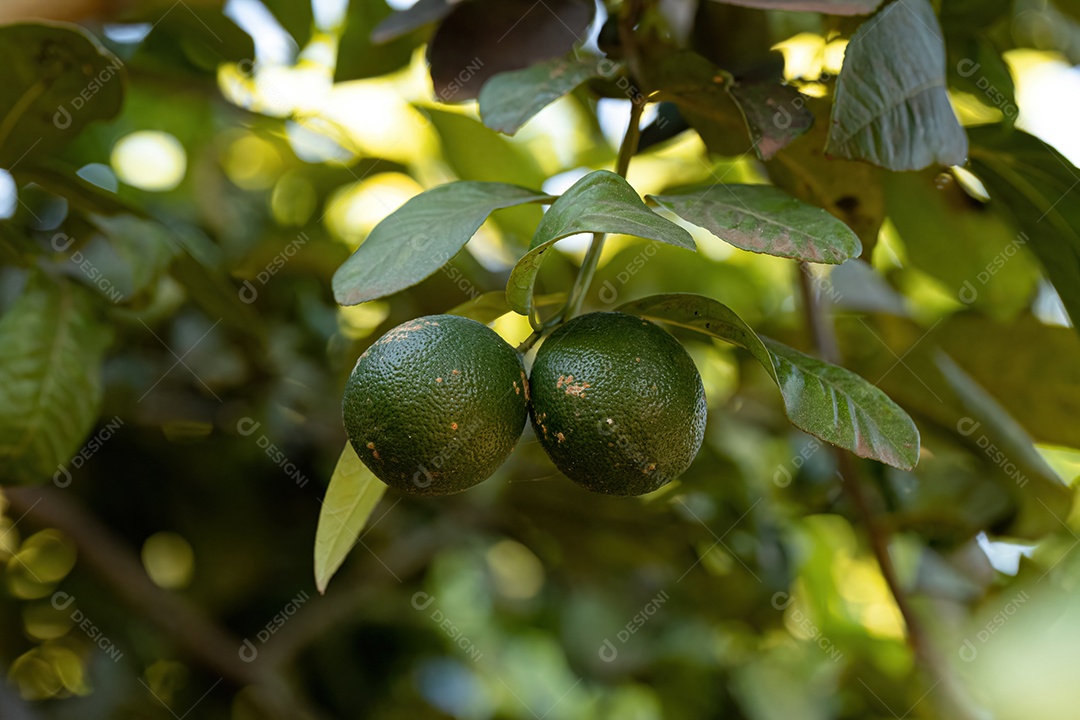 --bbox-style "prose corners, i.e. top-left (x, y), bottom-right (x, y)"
top-left (650, 184), bottom-right (861, 263)
top-left (827, 0), bottom-right (968, 170)
top-left (314, 444), bottom-right (388, 594)
top-left (479, 55), bottom-right (603, 135)
top-left (619, 293), bottom-right (920, 469)
top-left (0, 273), bottom-right (111, 484)
top-left (334, 182), bottom-right (551, 306)
top-left (427, 0), bottom-right (595, 102)
top-left (713, 0), bottom-right (883, 14)
top-left (372, 0), bottom-right (454, 44)
top-left (0, 22), bottom-right (125, 167)
top-left (968, 126), bottom-right (1080, 330)
top-left (767, 98), bottom-right (885, 250)
top-left (506, 171), bottom-right (695, 315)
top-left (727, 79), bottom-right (814, 161)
